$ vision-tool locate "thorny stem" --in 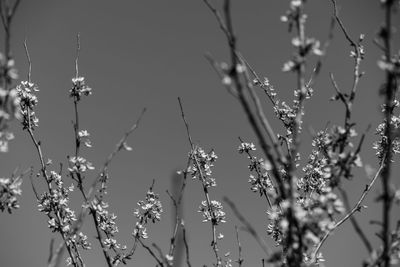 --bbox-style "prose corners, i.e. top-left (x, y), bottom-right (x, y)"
top-left (311, 161), bottom-right (385, 262)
